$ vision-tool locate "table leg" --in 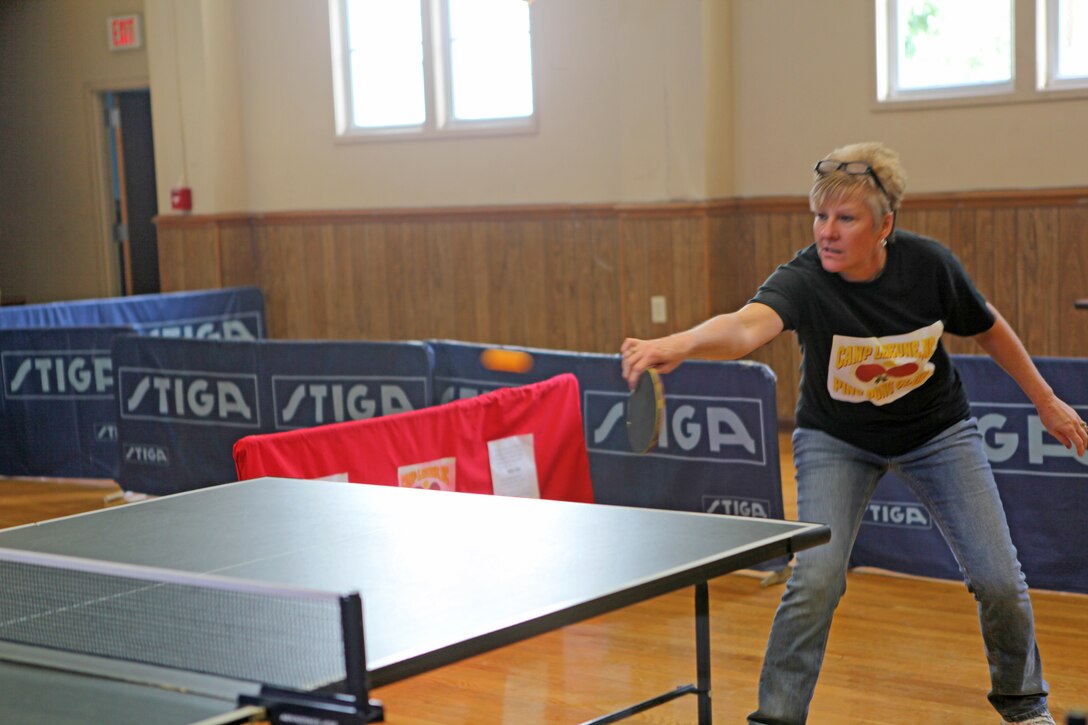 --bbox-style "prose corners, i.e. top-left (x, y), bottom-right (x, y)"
top-left (695, 582), bottom-right (712, 724)
top-left (581, 583), bottom-right (713, 725)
